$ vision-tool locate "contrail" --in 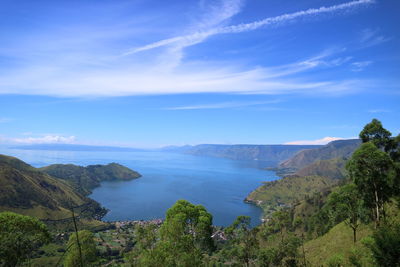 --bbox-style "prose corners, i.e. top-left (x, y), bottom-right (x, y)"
top-left (123, 0), bottom-right (374, 56)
